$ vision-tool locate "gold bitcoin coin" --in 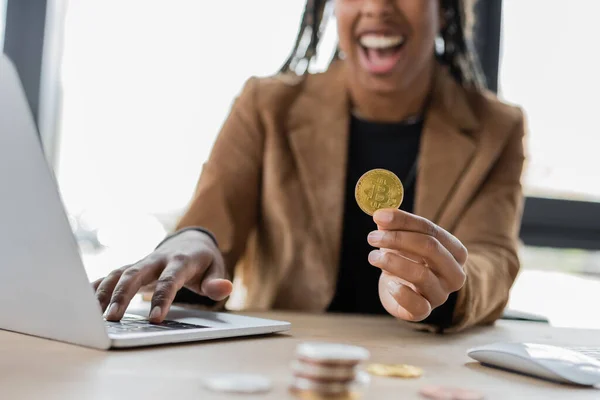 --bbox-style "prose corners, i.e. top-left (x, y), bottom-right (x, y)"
top-left (355, 169), bottom-right (404, 216)
top-left (366, 363), bottom-right (423, 378)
